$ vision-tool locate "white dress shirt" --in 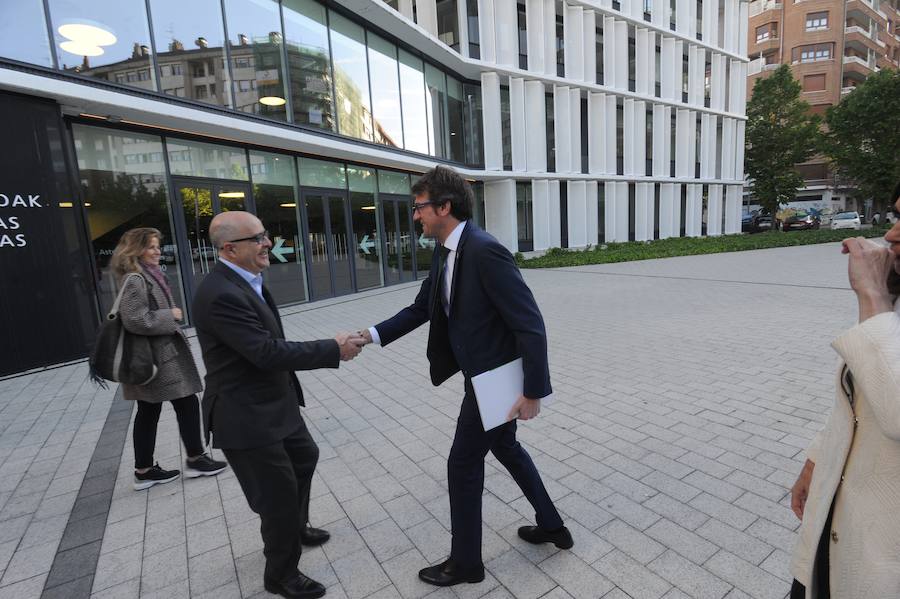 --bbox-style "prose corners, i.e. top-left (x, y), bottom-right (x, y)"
top-left (220, 258), bottom-right (264, 300)
top-left (368, 221), bottom-right (467, 345)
